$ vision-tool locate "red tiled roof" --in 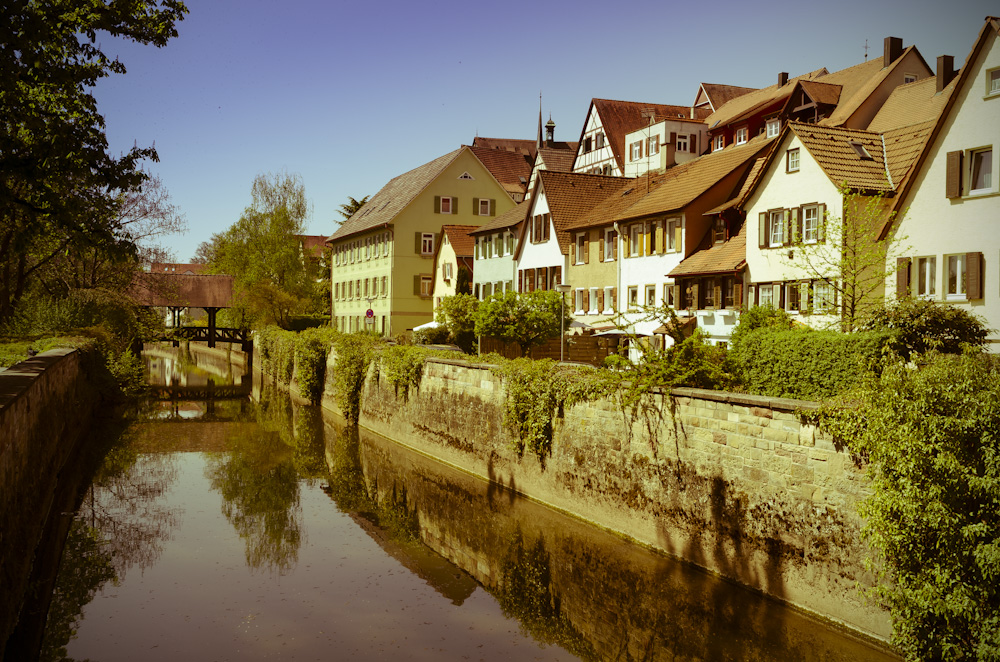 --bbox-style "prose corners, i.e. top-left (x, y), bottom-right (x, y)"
top-left (537, 147), bottom-right (576, 173)
top-left (469, 144), bottom-right (532, 195)
top-left (588, 99), bottom-right (711, 172)
top-left (470, 201), bottom-right (529, 235)
top-left (537, 170), bottom-right (628, 254)
top-left (150, 262), bottom-right (208, 275)
top-left (472, 137), bottom-right (537, 160)
top-left (297, 235), bottom-right (328, 259)
top-left (440, 225), bottom-right (478, 258)
top-left (669, 221), bottom-right (747, 277)
top-left (697, 83), bottom-right (759, 111)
